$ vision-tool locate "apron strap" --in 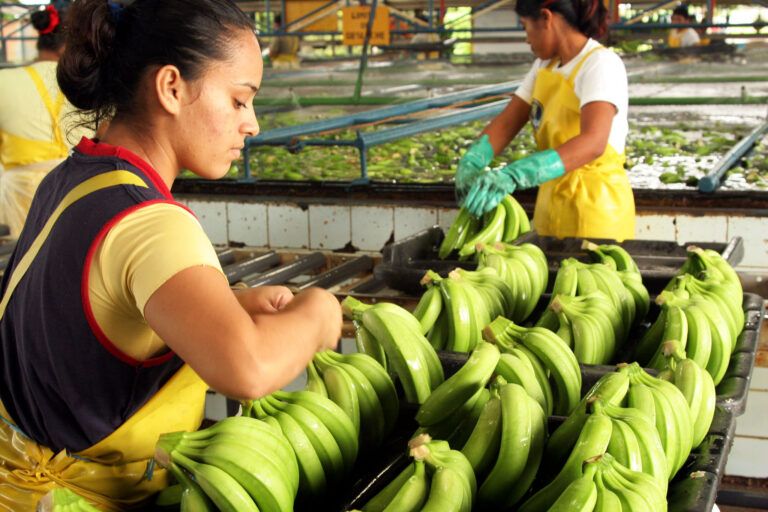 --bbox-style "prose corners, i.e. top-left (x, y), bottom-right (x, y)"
top-left (23, 66), bottom-right (67, 153)
top-left (567, 46), bottom-right (605, 86)
top-left (0, 171), bottom-right (148, 320)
